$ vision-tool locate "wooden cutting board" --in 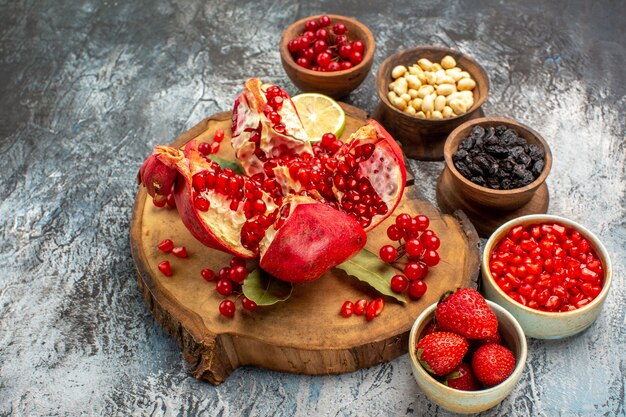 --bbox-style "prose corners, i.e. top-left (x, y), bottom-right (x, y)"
top-left (130, 103), bottom-right (479, 384)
